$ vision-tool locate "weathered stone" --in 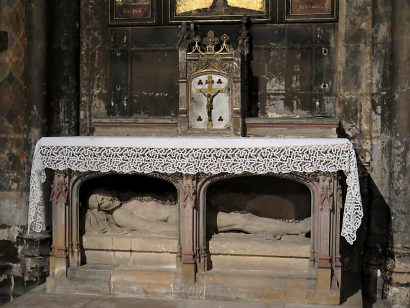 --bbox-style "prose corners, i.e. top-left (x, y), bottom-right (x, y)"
top-left (85, 251), bottom-right (115, 265)
top-left (198, 269), bottom-right (315, 290)
top-left (209, 234), bottom-right (310, 257)
top-left (210, 255), bottom-right (310, 272)
top-left (388, 286), bottom-right (410, 308)
top-left (83, 234), bottom-right (113, 250)
top-left (20, 231), bottom-right (51, 257)
top-left (131, 236), bottom-right (178, 253)
top-left (130, 252), bottom-right (177, 268)
top-left (67, 265), bottom-right (113, 295)
top-left (0, 193), bottom-right (28, 226)
top-left (114, 251), bottom-right (131, 266)
top-left (112, 236), bottom-right (131, 251)
top-left (307, 290), bottom-right (340, 305)
top-left (111, 267), bottom-right (174, 297)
